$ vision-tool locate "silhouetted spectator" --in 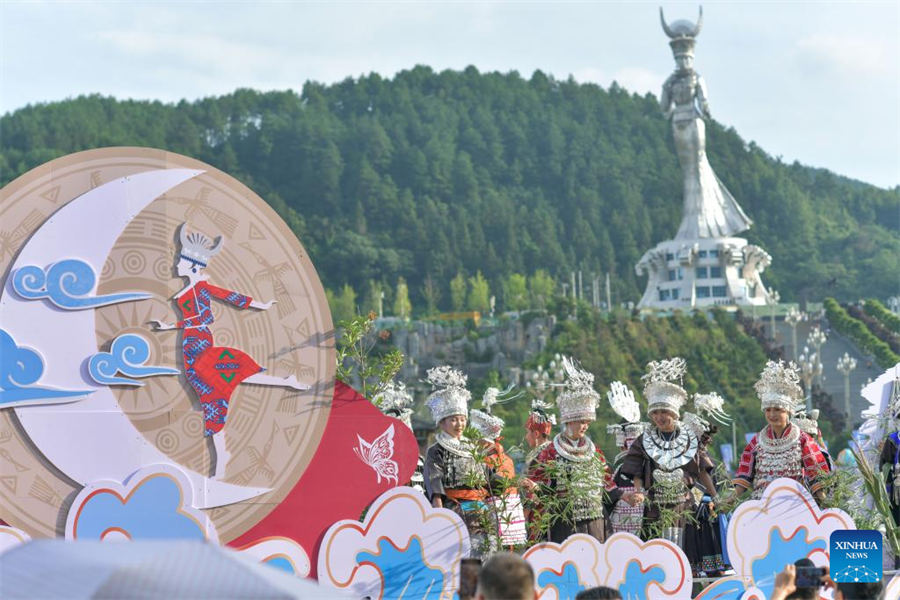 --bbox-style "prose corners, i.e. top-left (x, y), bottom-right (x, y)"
top-left (475, 552), bottom-right (536, 600)
top-left (833, 580), bottom-right (884, 600)
top-left (575, 586), bottom-right (623, 599)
